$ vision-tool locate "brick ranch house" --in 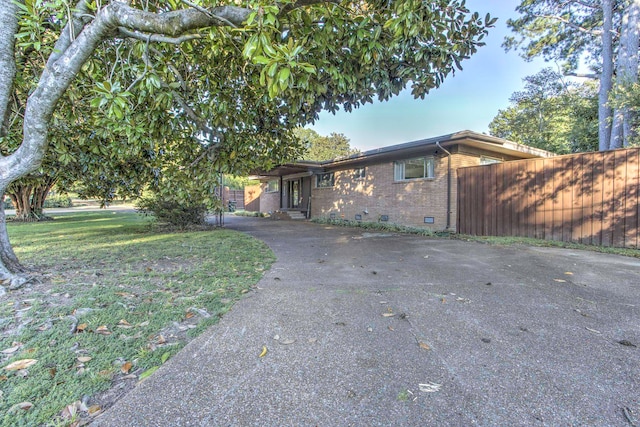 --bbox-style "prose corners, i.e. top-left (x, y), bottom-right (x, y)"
top-left (246, 130), bottom-right (553, 231)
